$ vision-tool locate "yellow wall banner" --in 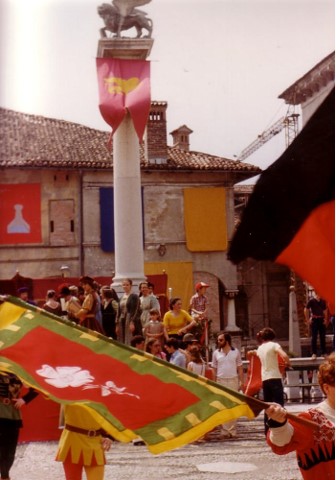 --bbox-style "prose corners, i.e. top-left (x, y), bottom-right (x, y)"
top-left (145, 262), bottom-right (193, 311)
top-left (183, 187), bottom-right (228, 252)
